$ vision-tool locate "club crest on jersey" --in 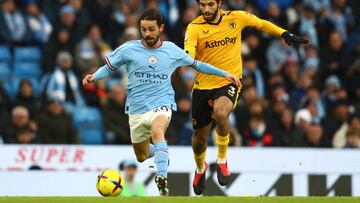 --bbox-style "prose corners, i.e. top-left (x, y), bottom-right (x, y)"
top-left (229, 20), bottom-right (236, 29)
top-left (148, 56), bottom-right (157, 64)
